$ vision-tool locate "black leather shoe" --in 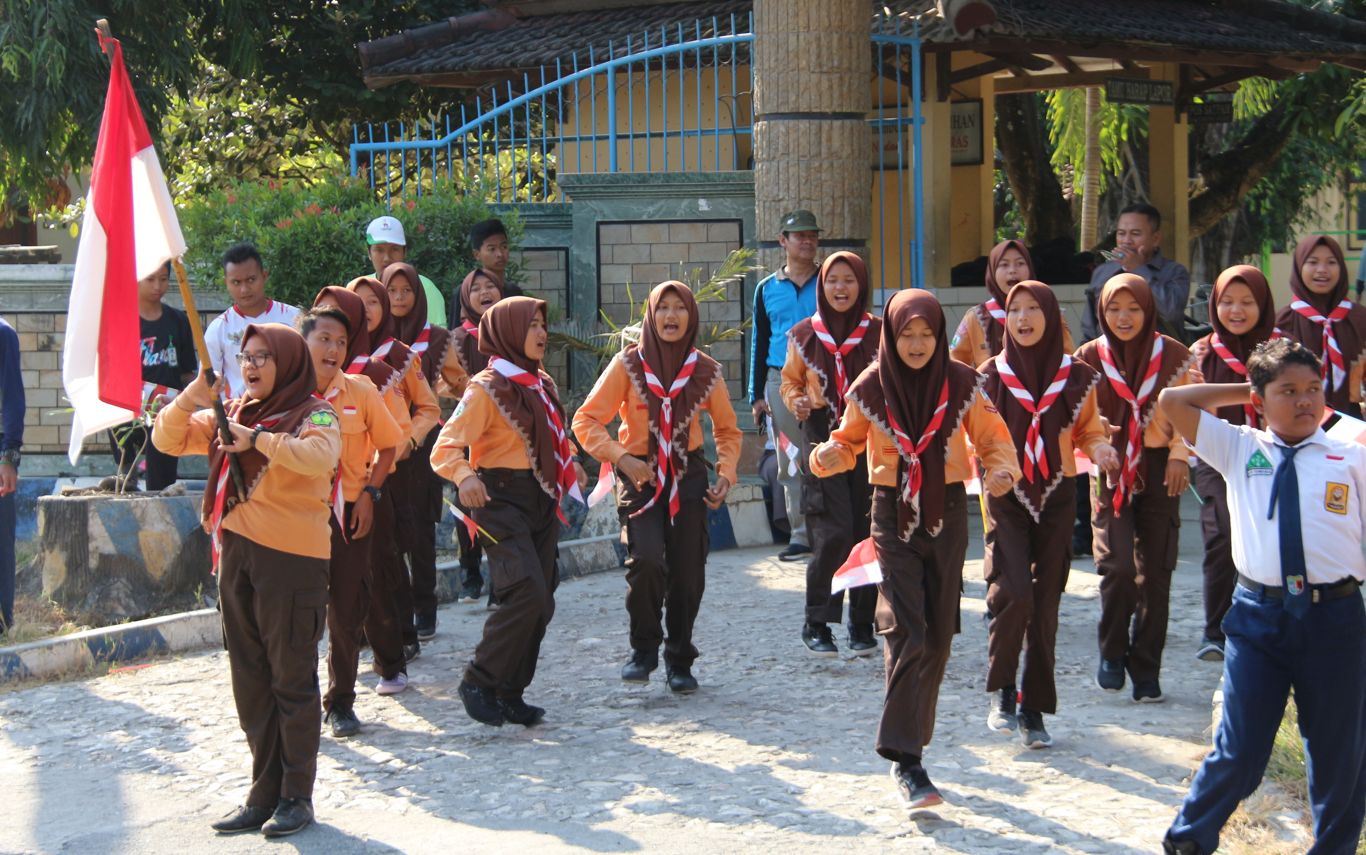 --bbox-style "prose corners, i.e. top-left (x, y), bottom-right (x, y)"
top-left (621, 649), bottom-right (659, 683)
top-left (403, 641), bottom-right (421, 663)
top-left (1162, 833), bottom-right (1202, 855)
top-left (801, 622), bottom-right (838, 656)
top-left (666, 664), bottom-right (699, 694)
top-left (847, 623), bottom-right (877, 656)
top-left (324, 705), bottom-right (361, 738)
top-left (458, 679), bottom-right (505, 726)
top-left (415, 614), bottom-right (436, 641)
top-left (778, 542), bottom-right (811, 561)
top-left (498, 696), bottom-right (546, 727)
top-left (210, 804), bottom-right (273, 834)
top-left (261, 798), bottom-right (314, 838)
